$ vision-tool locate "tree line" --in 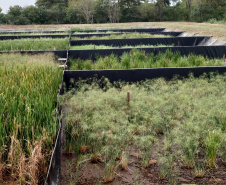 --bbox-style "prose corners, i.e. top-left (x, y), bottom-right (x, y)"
top-left (0, 0), bottom-right (225, 25)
